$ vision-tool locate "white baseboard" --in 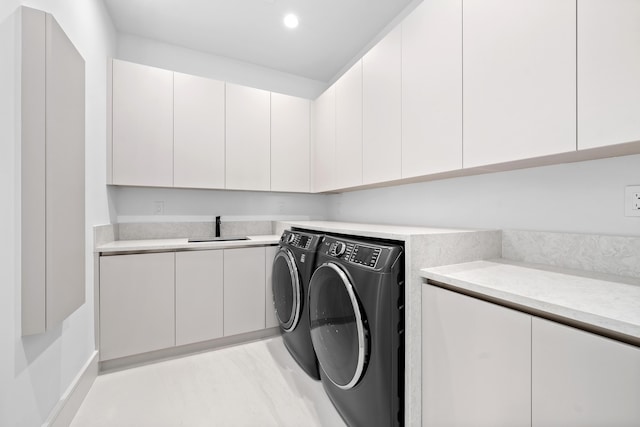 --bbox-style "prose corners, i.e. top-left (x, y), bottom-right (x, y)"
top-left (43, 350), bottom-right (99, 427)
